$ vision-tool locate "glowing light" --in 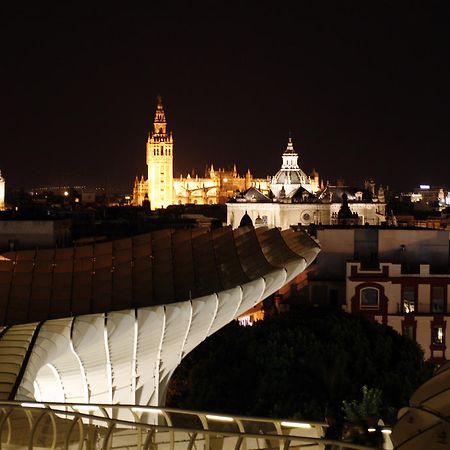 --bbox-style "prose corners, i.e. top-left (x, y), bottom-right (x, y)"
top-left (281, 421), bottom-right (312, 429)
top-left (64, 191), bottom-right (69, 196)
top-left (206, 414), bottom-right (234, 422)
top-left (368, 427), bottom-right (376, 432)
top-left (73, 405), bottom-right (100, 412)
top-left (381, 428), bottom-right (392, 434)
top-left (223, 178), bottom-right (228, 183)
top-left (21, 402), bottom-right (45, 408)
top-left (131, 407), bottom-right (162, 414)
top-left (419, 185), bottom-right (430, 190)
